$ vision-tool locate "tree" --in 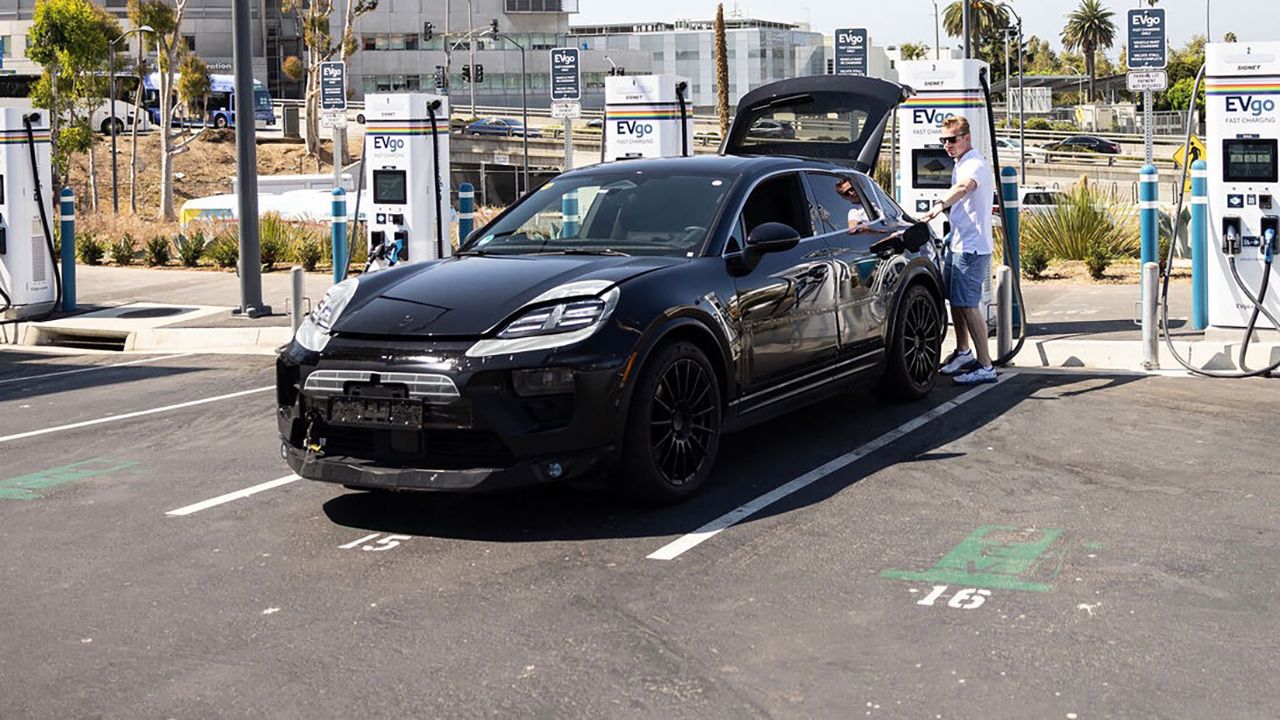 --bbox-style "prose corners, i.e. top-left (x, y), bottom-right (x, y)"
top-left (281, 0), bottom-right (378, 156)
top-left (1223, 32), bottom-right (1238, 43)
top-left (942, 1), bottom-right (1009, 77)
top-left (1061, 0), bottom-right (1117, 103)
top-left (177, 53), bottom-right (210, 126)
top-left (900, 42), bottom-right (930, 61)
top-left (26, 0), bottom-right (115, 187)
top-left (282, 55), bottom-right (305, 83)
top-left (129, 0), bottom-right (195, 221)
top-left (1165, 76), bottom-right (1204, 114)
top-left (713, 3), bottom-right (729, 139)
